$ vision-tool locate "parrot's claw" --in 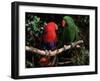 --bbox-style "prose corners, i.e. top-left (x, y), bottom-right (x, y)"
top-left (71, 43), bottom-right (75, 47)
top-left (64, 45), bottom-right (67, 51)
top-left (45, 50), bottom-right (49, 55)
